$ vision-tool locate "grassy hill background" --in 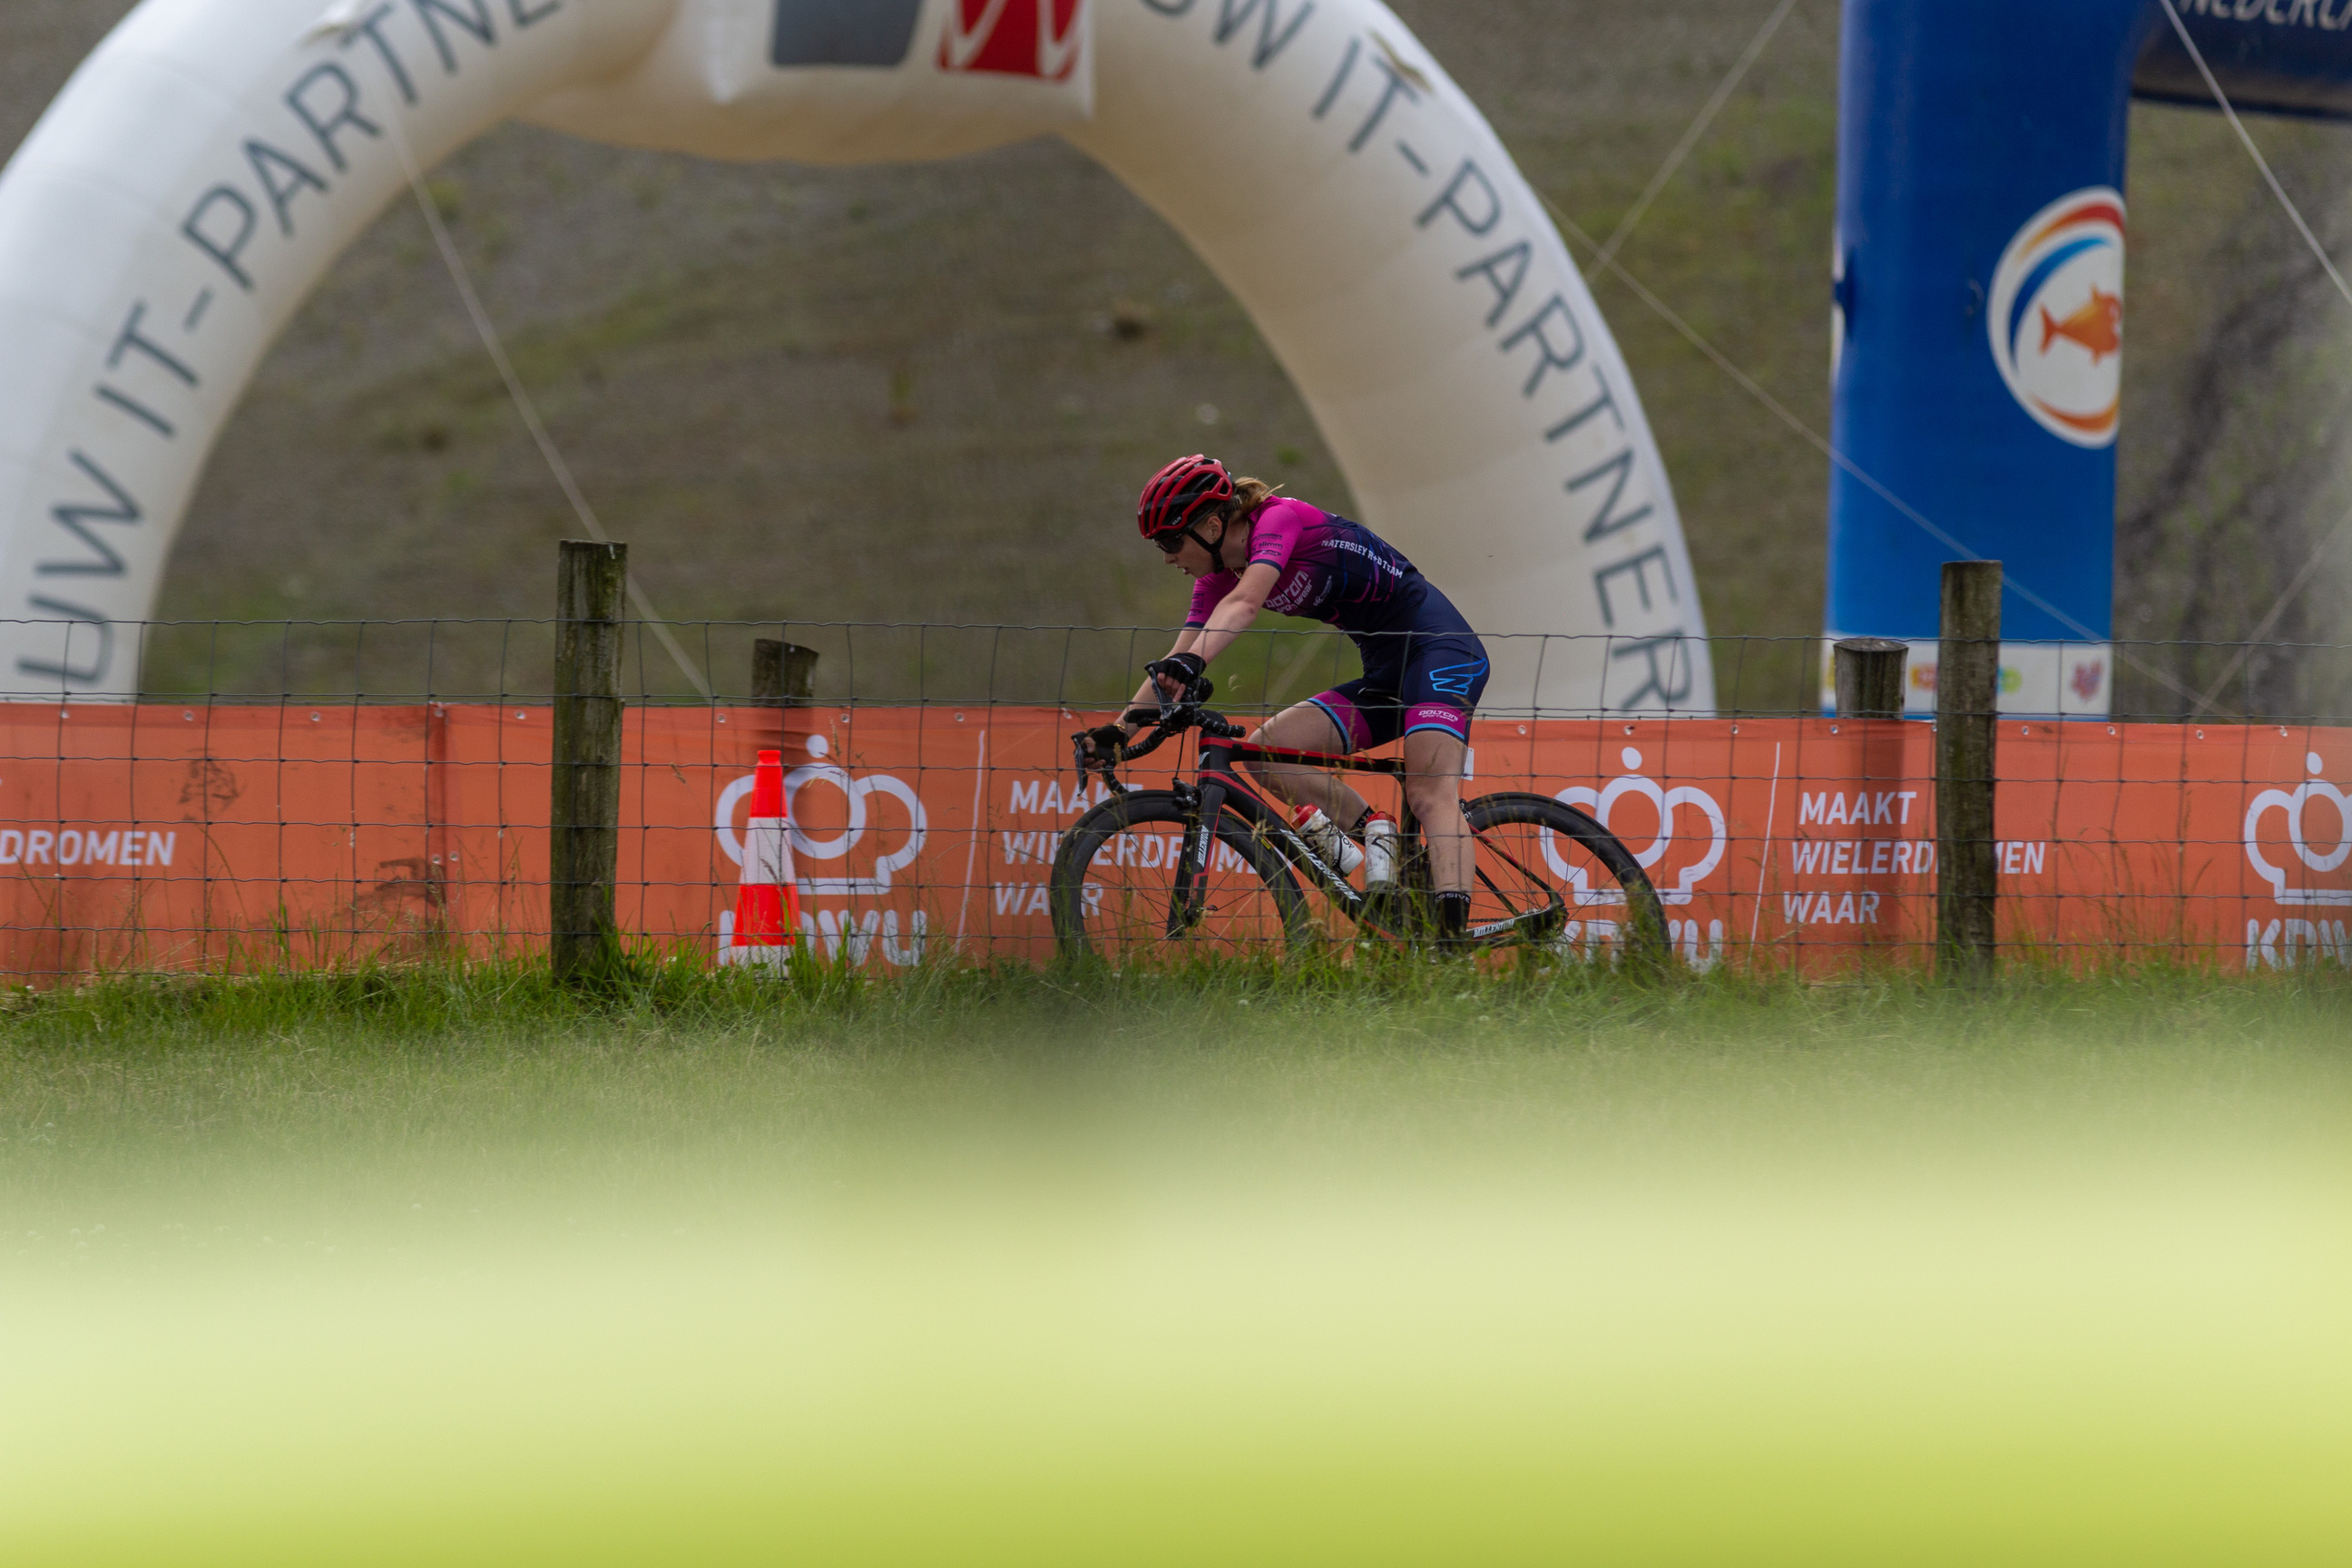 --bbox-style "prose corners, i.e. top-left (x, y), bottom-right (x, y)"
top-left (5, 1), bottom-right (2347, 714)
